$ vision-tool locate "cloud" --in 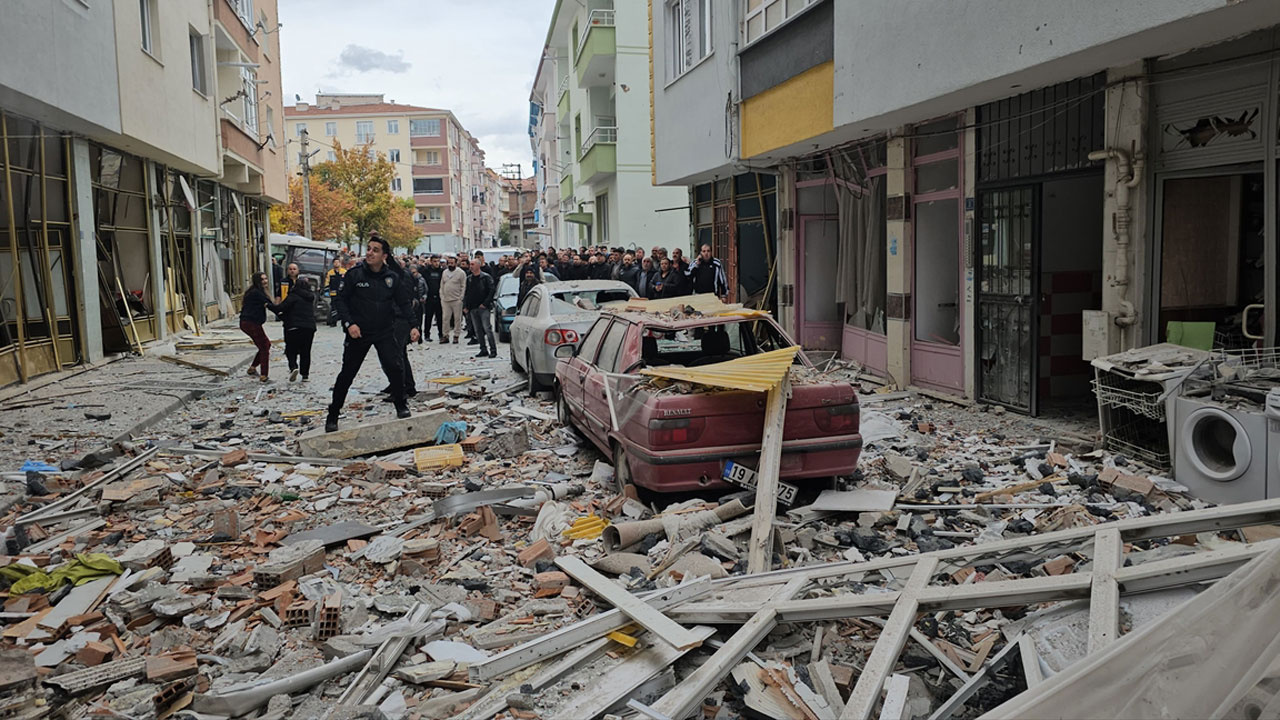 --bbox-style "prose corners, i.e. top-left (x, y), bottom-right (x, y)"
top-left (335, 44), bottom-right (411, 74)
